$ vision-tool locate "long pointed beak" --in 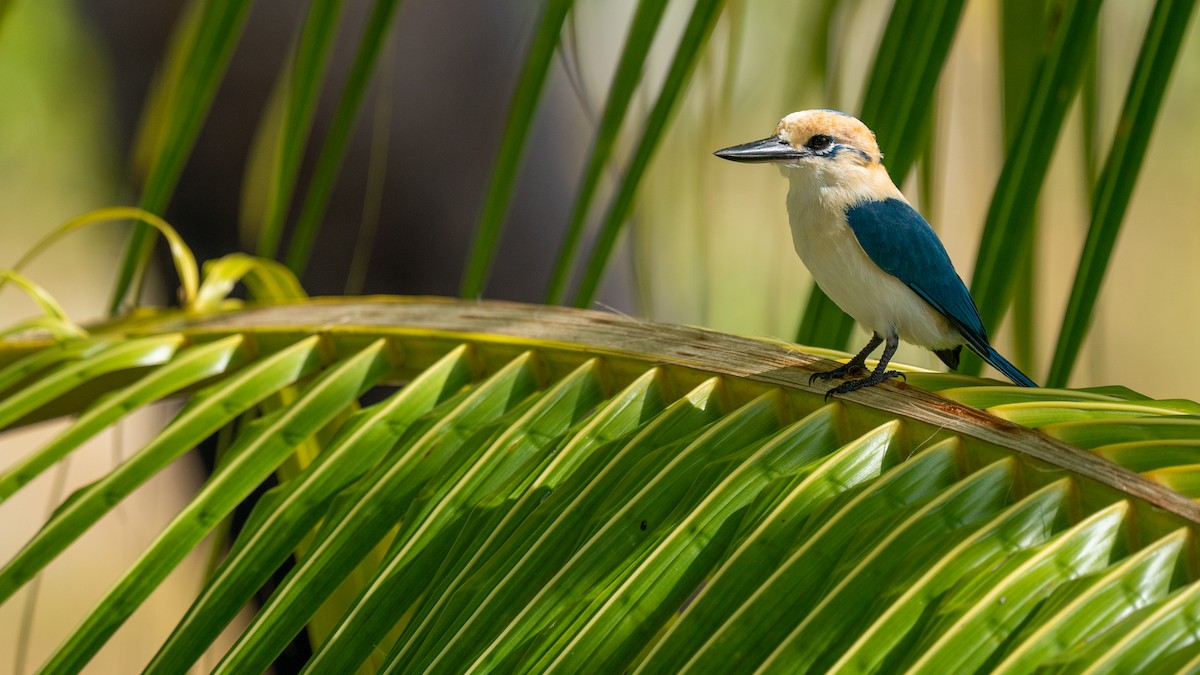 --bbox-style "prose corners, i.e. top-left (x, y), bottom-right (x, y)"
top-left (714, 136), bottom-right (803, 163)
